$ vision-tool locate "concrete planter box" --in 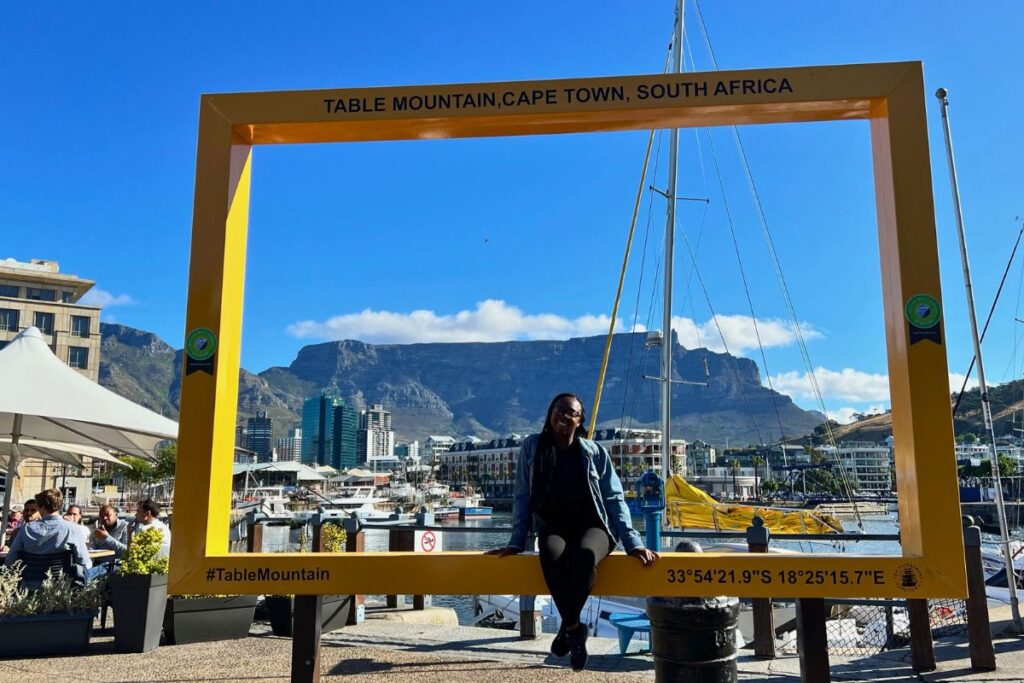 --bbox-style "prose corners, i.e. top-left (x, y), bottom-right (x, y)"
top-left (163, 595), bottom-right (257, 645)
top-left (266, 594), bottom-right (351, 637)
top-left (109, 573), bottom-right (168, 653)
top-left (0, 612), bottom-right (93, 657)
